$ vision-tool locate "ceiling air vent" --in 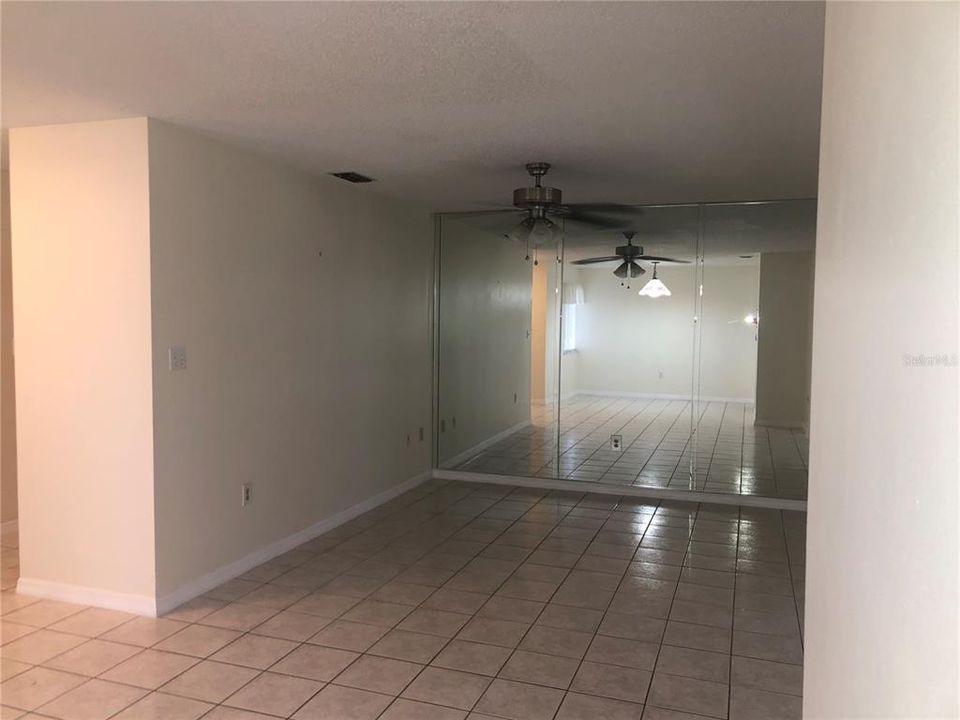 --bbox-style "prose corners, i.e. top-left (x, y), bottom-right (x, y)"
top-left (330, 171), bottom-right (375, 184)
